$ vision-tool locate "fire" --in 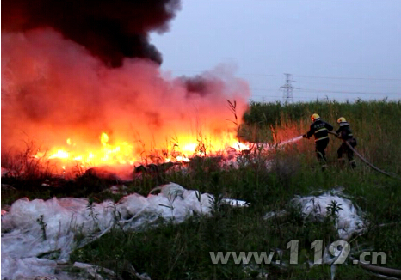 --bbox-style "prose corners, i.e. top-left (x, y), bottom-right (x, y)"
top-left (35, 131), bottom-right (250, 172)
top-left (100, 132), bottom-right (109, 146)
top-left (37, 132), bottom-right (134, 168)
top-left (48, 149), bottom-right (69, 159)
top-left (2, 29), bottom-right (251, 175)
top-left (175, 155), bottom-right (190, 162)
